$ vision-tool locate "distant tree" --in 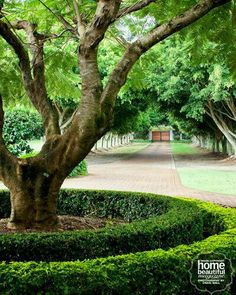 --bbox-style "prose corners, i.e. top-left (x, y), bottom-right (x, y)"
top-left (146, 37), bottom-right (236, 155)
